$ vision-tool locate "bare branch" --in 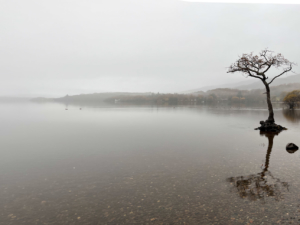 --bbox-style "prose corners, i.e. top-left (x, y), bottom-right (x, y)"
top-left (228, 49), bottom-right (296, 84)
top-left (261, 64), bottom-right (271, 74)
top-left (268, 64), bottom-right (293, 85)
top-left (247, 71), bottom-right (263, 80)
top-left (260, 49), bottom-right (272, 62)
